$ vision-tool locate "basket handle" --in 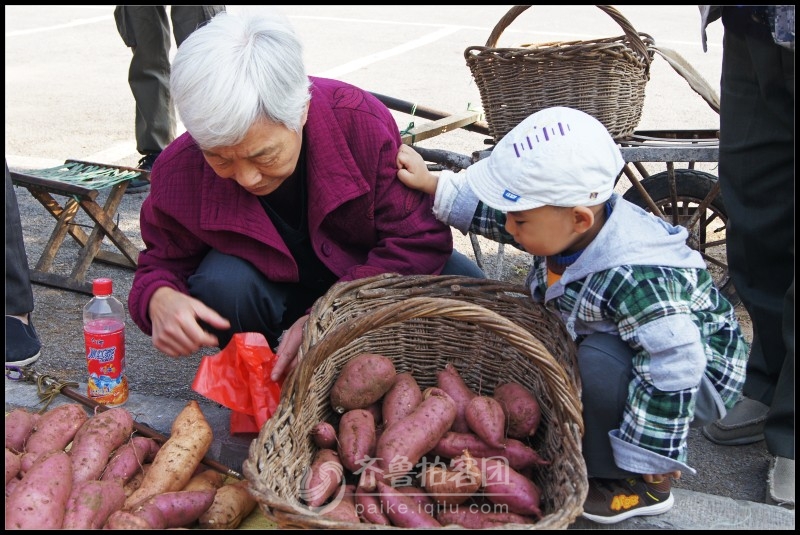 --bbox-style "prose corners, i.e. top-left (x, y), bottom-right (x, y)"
top-left (288, 296), bottom-right (584, 435)
top-left (485, 5), bottom-right (651, 65)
